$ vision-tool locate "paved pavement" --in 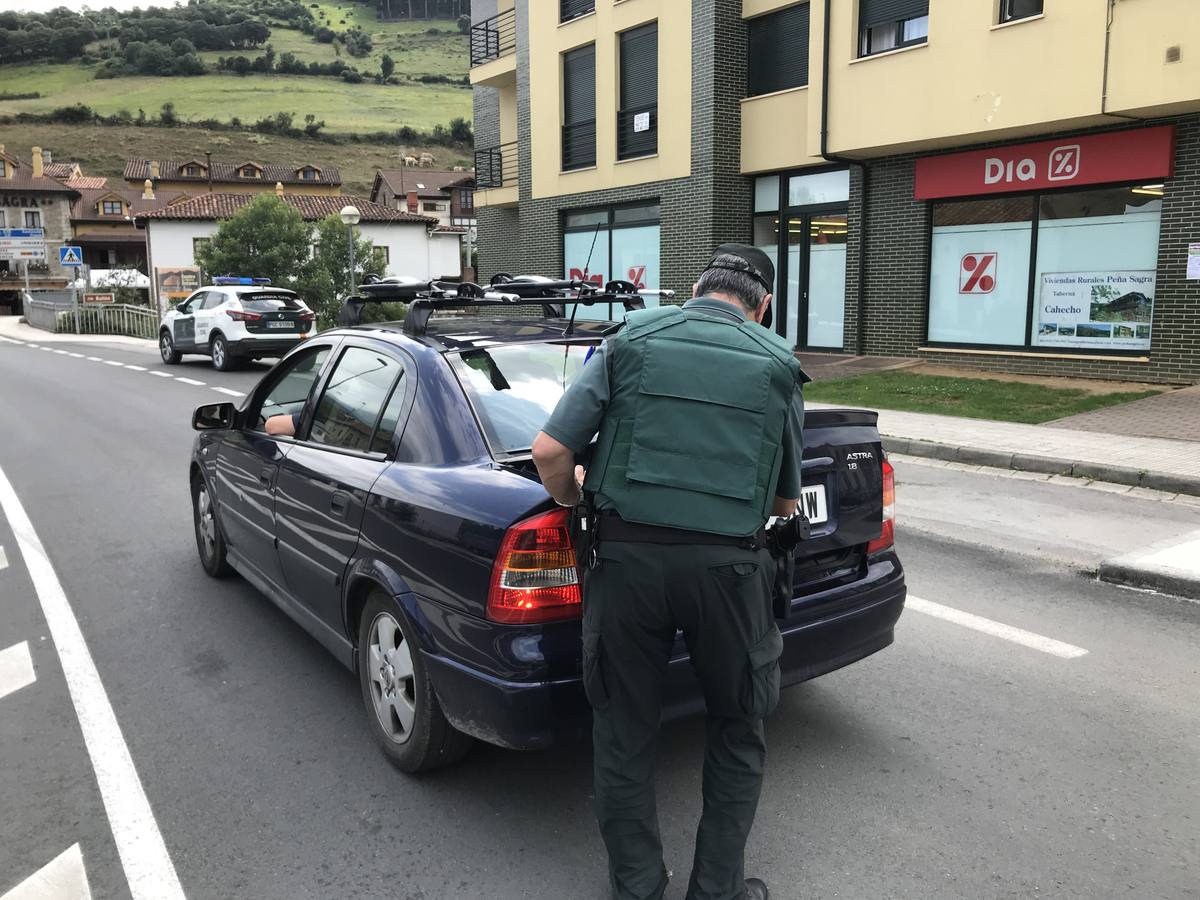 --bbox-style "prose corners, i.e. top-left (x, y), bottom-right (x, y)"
top-left (796, 351), bottom-right (917, 382)
top-left (1049, 383), bottom-right (1200, 442)
top-left (0, 332), bottom-right (1198, 899)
